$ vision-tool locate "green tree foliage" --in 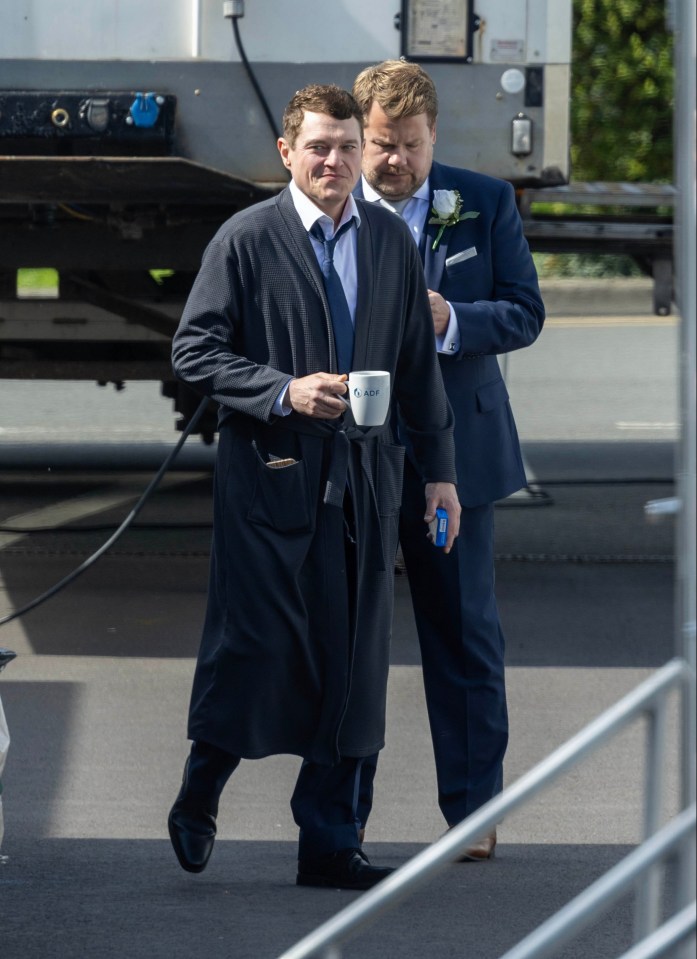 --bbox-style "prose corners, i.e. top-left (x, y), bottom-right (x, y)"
top-left (571, 0), bottom-right (673, 182)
